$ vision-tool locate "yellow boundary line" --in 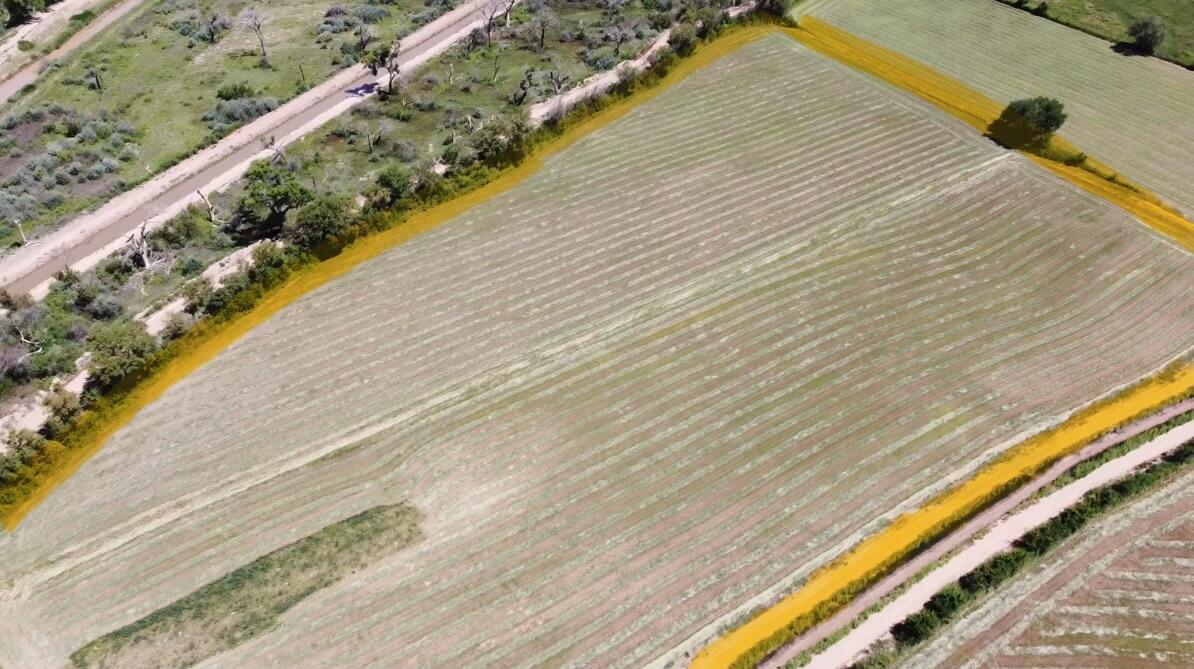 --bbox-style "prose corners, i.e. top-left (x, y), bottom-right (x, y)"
top-left (785, 18), bottom-right (1194, 253)
top-left (692, 18), bottom-right (1194, 669)
top-left (1, 25), bottom-right (774, 531)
